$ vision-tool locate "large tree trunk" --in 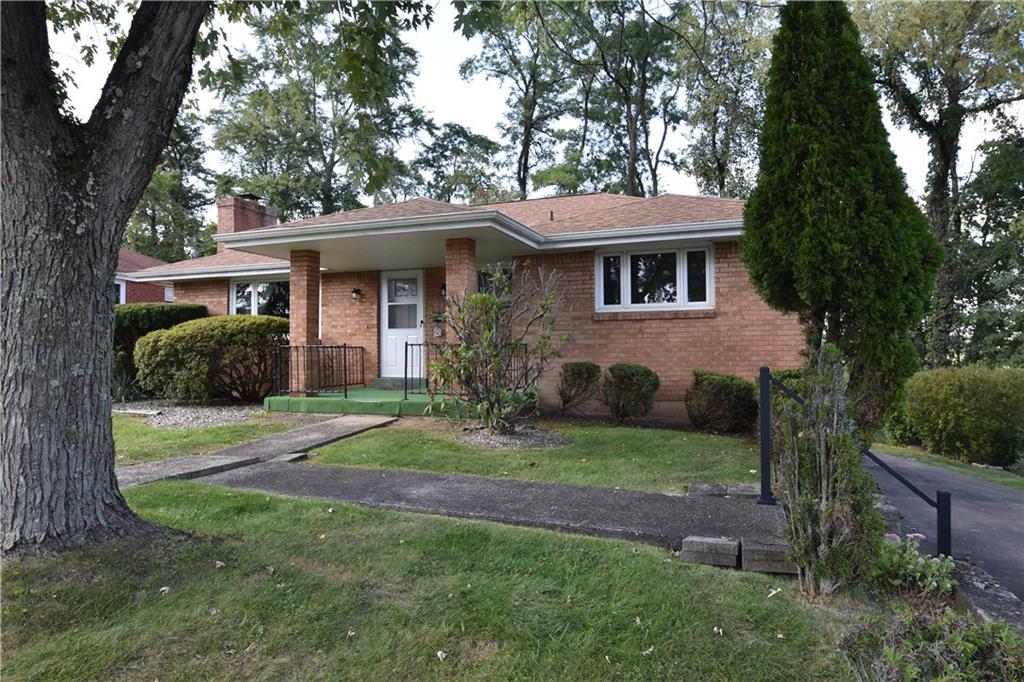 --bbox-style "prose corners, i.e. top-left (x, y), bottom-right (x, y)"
top-left (1, 2), bottom-right (209, 554)
top-left (924, 120), bottom-right (961, 367)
